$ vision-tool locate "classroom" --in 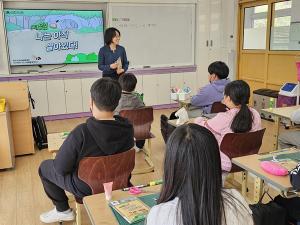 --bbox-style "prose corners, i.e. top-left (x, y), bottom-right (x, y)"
top-left (0, 0), bottom-right (300, 224)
